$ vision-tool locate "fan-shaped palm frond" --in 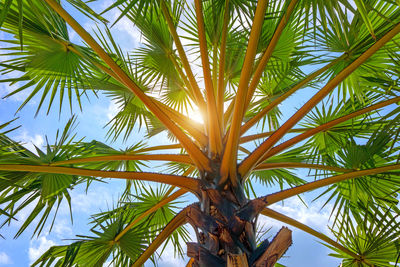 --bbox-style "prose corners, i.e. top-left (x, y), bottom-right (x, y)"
top-left (327, 204), bottom-right (400, 267)
top-left (0, 0), bottom-right (400, 266)
top-left (0, 117), bottom-right (88, 237)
